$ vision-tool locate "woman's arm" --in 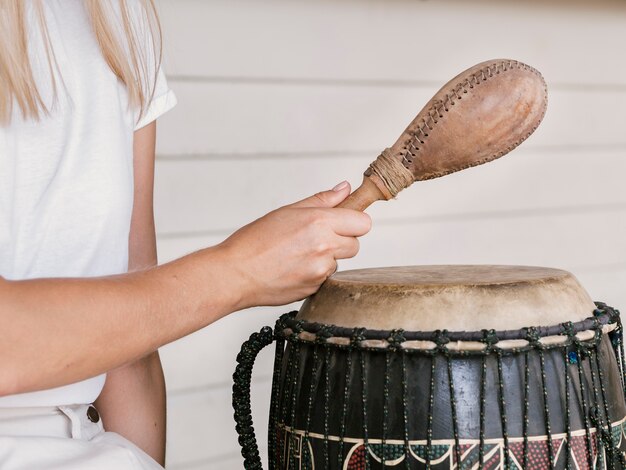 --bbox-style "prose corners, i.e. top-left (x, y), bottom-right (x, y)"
top-left (94, 122), bottom-right (166, 465)
top-left (0, 173), bottom-right (371, 398)
top-left (0, 242), bottom-right (237, 397)
top-left (95, 353), bottom-right (165, 463)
